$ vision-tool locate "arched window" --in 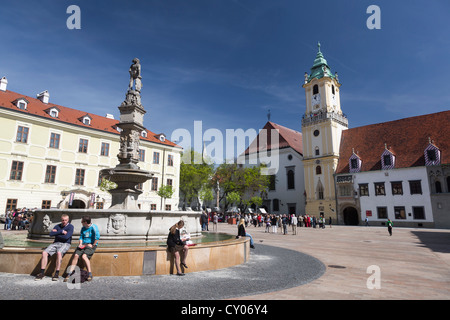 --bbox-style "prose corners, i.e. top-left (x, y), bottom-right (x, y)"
top-left (317, 181), bottom-right (324, 200)
top-left (435, 181), bottom-right (442, 193)
top-left (313, 84), bottom-right (319, 95)
top-left (331, 85), bottom-right (335, 95)
top-left (315, 147), bottom-right (320, 156)
top-left (287, 170), bottom-right (295, 190)
top-left (316, 166), bottom-right (322, 175)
